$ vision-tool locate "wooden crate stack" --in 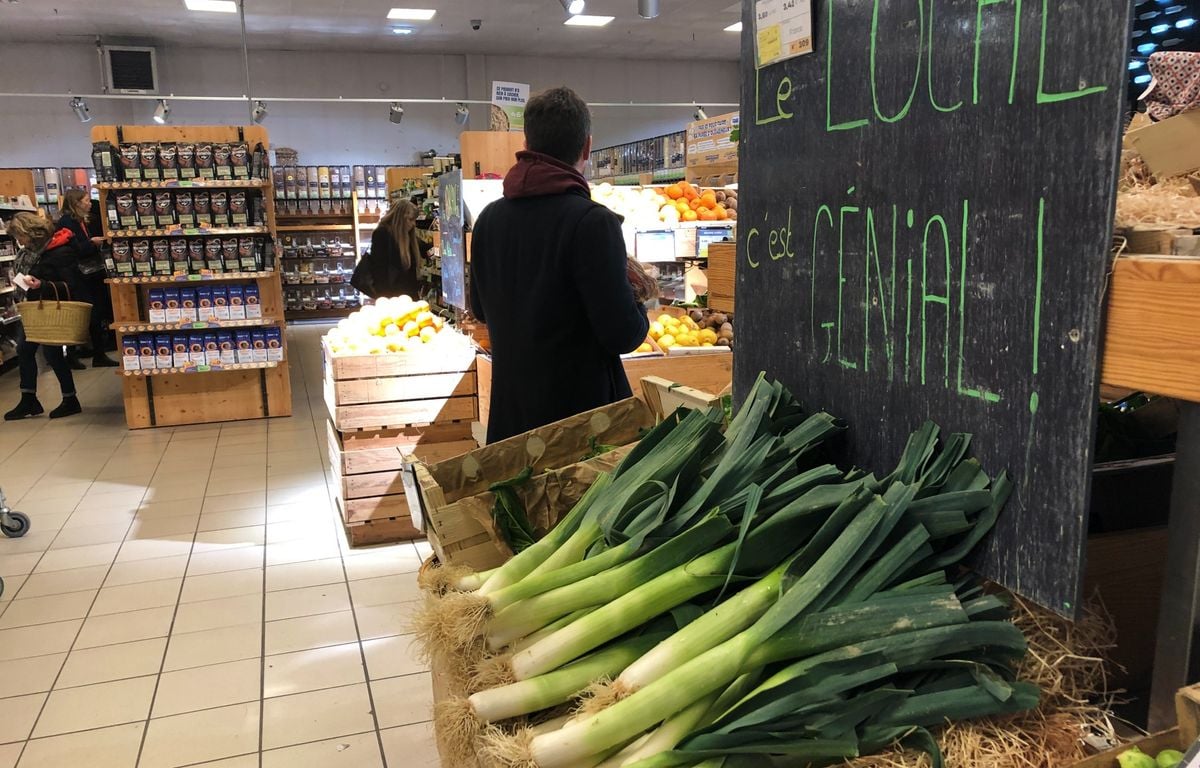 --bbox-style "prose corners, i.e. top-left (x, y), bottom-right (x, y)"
top-left (323, 335), bottom-right (479, 545)
top-left (706, 241), bottom-right (736, 313)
